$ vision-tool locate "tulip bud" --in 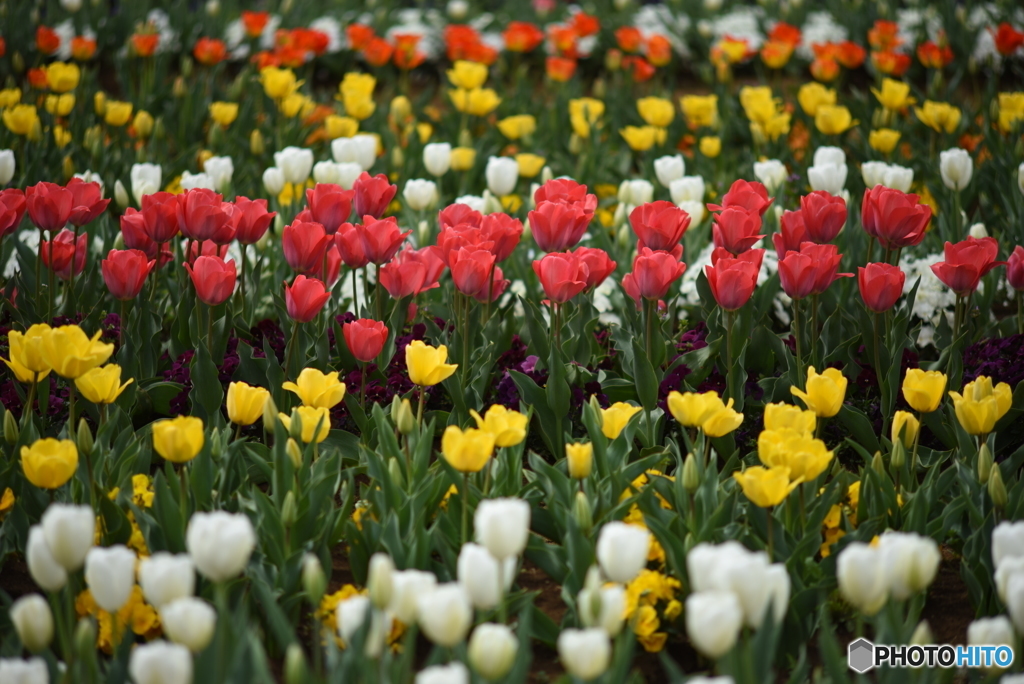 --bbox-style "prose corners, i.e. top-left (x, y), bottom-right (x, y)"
top-left (74, 616), bottom-right (96, 660)
top-left (263, 394), bottom-right (278, 430)
top-left (605, 49), bottom-right (622, 71)
top-left (250, 129), bottom-right (265, 157)
top-left (989, 464), bottom-right (1007, 510)
top-left (593, 78), bottom-right (607, 99)
top-left (395, 398), bottom-right (415, 435)
top-left (458, 129), bottom-right (473, 148)
top-left (468, 623), bottom-right (518, 680)
top-left (388, 457), bottom-right (404, 489)
top-left (12, 52), bottom-right (24, 74)
top-left (682, 452), bottom-right (699, 494)
top-left (286, 438), bottom-right (302, 469)
top-left (4, 408), bottom-right (19, 444)
top-left (568, 134), bottom-right (583, 155)
top-left (134, 111), bottom-right (154, 139)
top-left (978, 443), bottom-right (993, 485)
top-left (10, 595), bottom-right (53, 652)
top-left (482, 190), bottom-right (502, 215)
top-left (871, 451), bottom-right (885, 475)
top-left (62, 155), bottom-right (75, 181)
top-left (173, 76), bottom-right (187, 98)
top-left (281, 491), bottom-right (298, 528)
top-left (77, 418), bottom-right (94, 456)
top-left (285, 643), bottom-right (308, 684)
top-left (891, 439), bottom-right (905, 470)
top-left (417, 219), bottom-right (430, 247)
top-left (588, 395), bottom-right (603, 430)
top-left (612, 202), bottom-right (627, 228)
top-left (911, 619), bottom-right (933, 645)
top-left (302, 553), bottom-right (327, 605)
top-left (114, 179), bottom-right (130, 209)
top-left (287, 409), bottom-right (304, 441)
top-left (541, 166), bottom-right (553, 184)
top-left (391, 145), bottom-right (404, 170)
top-left (367, 552), bottom-right (395, 610)
top-left (573, 491), bottom-right (593, 535)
